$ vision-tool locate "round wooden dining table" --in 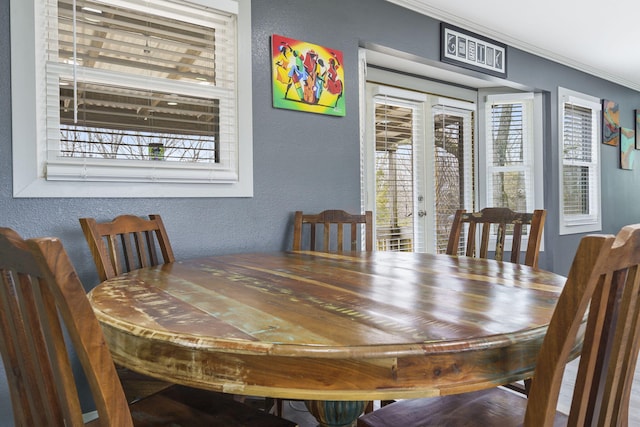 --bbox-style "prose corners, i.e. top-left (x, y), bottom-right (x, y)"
top-left (88, 250), bottom-right (567, 426)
